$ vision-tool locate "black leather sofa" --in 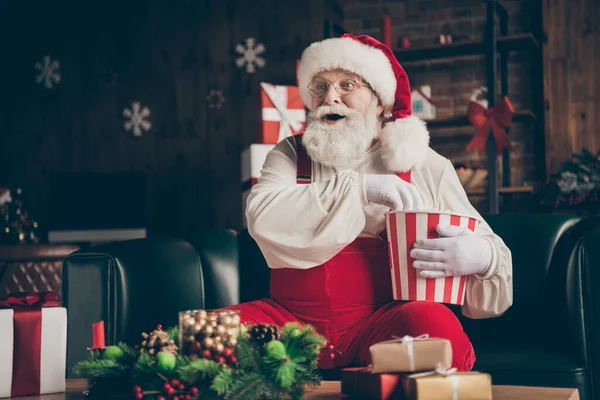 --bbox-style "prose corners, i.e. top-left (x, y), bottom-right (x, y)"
top-left (62, 214), bottom-right (600, 399)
